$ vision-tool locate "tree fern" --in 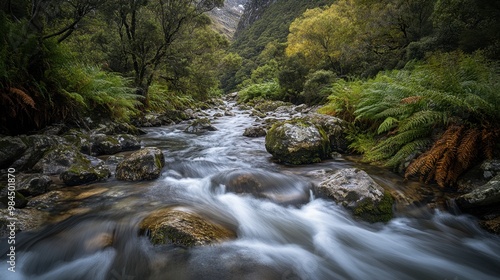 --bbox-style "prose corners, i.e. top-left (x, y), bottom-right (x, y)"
top-left (398, 110), bottom-right (448, 132)
top-left (377, 117), bottom-right (399, 134)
